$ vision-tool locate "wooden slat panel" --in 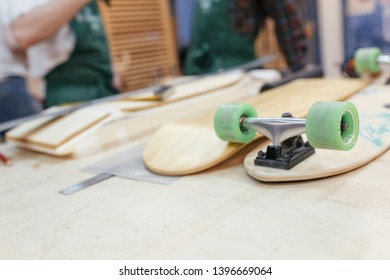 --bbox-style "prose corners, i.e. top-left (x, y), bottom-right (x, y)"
top-left (99, 0), bottom-right (178, 92)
